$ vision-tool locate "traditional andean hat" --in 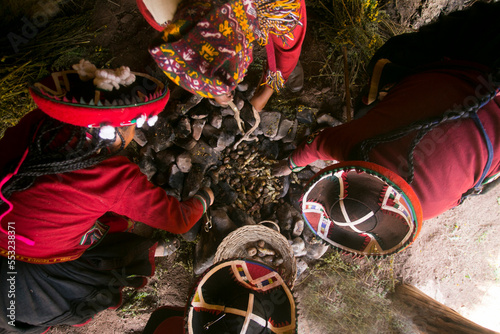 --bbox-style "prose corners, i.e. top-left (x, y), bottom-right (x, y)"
top-left (301, 161), bottom-right (423, 257)
top-left (29, 59), bottom-right (170, 139)
top-left (143, 259), bottom-right (297, 334)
